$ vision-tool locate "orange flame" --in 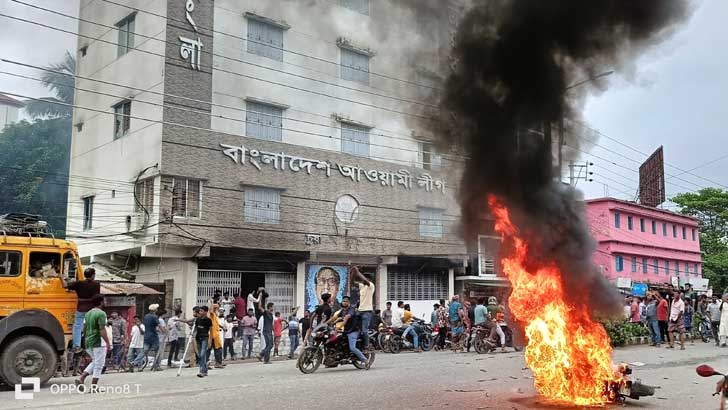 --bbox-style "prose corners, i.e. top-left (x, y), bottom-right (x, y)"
top-left (489, 196), bottom-right (618, 406)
